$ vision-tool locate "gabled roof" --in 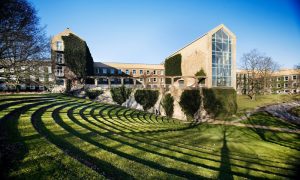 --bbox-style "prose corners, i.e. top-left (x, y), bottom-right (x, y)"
top-left (166, 24), bottom-right (236, 59)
